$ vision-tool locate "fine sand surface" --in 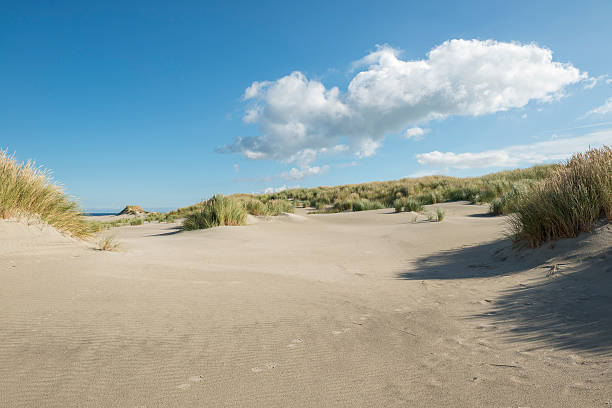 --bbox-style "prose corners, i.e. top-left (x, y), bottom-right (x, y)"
top-left (1, 202), bottom-right (611, 407)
